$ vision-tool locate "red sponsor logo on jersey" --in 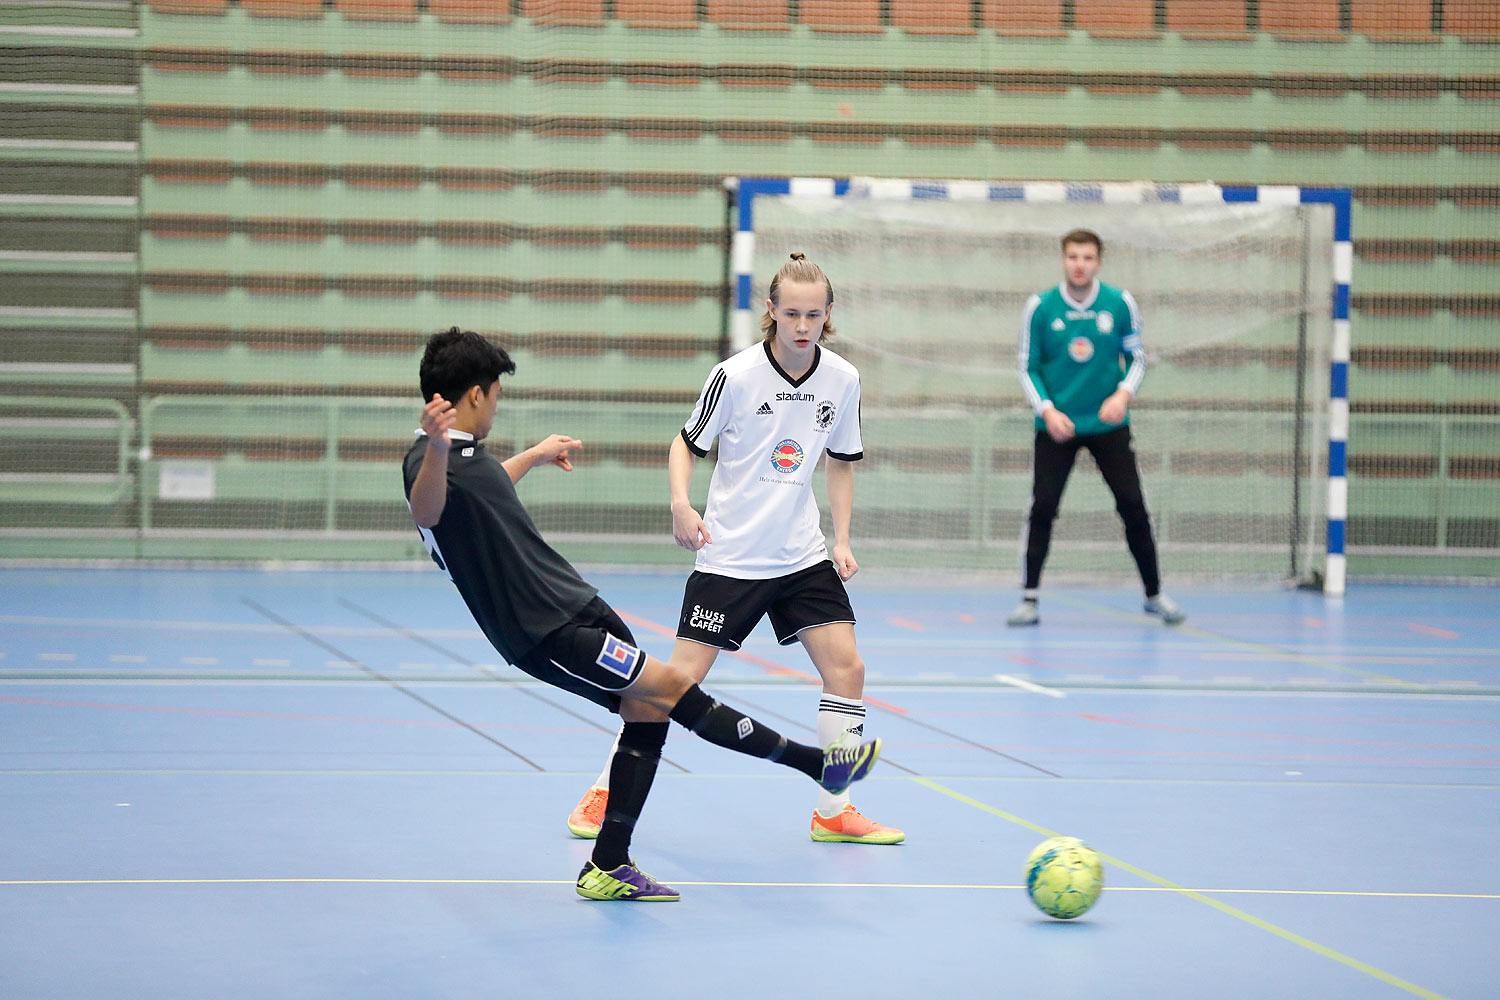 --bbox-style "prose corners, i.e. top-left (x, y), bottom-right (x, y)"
top-left (770, 438), bottom-right (805, 474)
